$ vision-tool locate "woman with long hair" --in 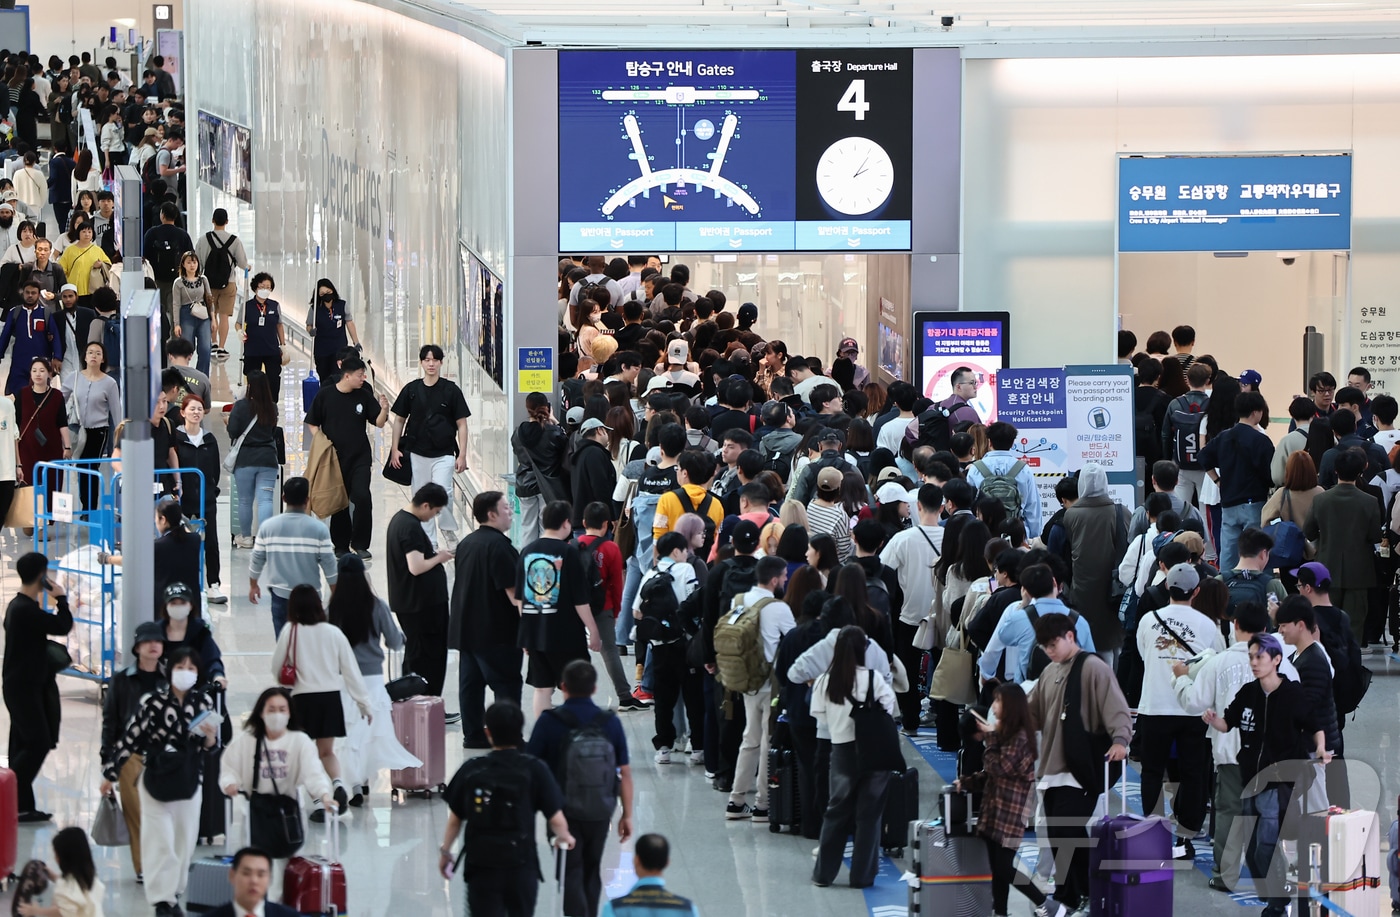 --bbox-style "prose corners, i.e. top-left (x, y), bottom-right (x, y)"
top-left (846, 418), bottom-right (875, 478)
top-left (831, 563), bottom-right (894, 655)
top-left (70, 149), bottom-right (100, 202)
top-left (270, 584), bottom-right (372, 822)
top-left (17, 826), bottom-right (103, 917)
top-left (862, 382), bottom-right (886, 419)
top-left (227, 371), bottom-right (283, 547)
top-left (171, 251), bottom-right (213, 373)
top-left (806, 533), bottom-right (841, 586)
top-left (13, 357), bottom-right (69, 510)
top-left (173, 395), bottom-right (225, 602)
top-left (326, 554), bottom-right (420, 804)
top-left (943, 520), bottom-right (992, 628)
top-left (306, 278), bottom-right (358, 383)
top-left (1159, 356), bottom-right (1189, 399)
top-left (1261, 450), bottom-right (1324, 586)
top-left (219, 686), bottom-right (332, 878)
top-left (511, 392), bottom-right (569, 544)
top-left (98, 647), bottom-right (216, 917)
top-left (954, 683), bottom-right (1049, 916)
top-left (571, 296), bottom-right (607, 375)
top-left (840, 469), bottom-right (871, 522)
top-left (811, 625), bottom-right (899, 888)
